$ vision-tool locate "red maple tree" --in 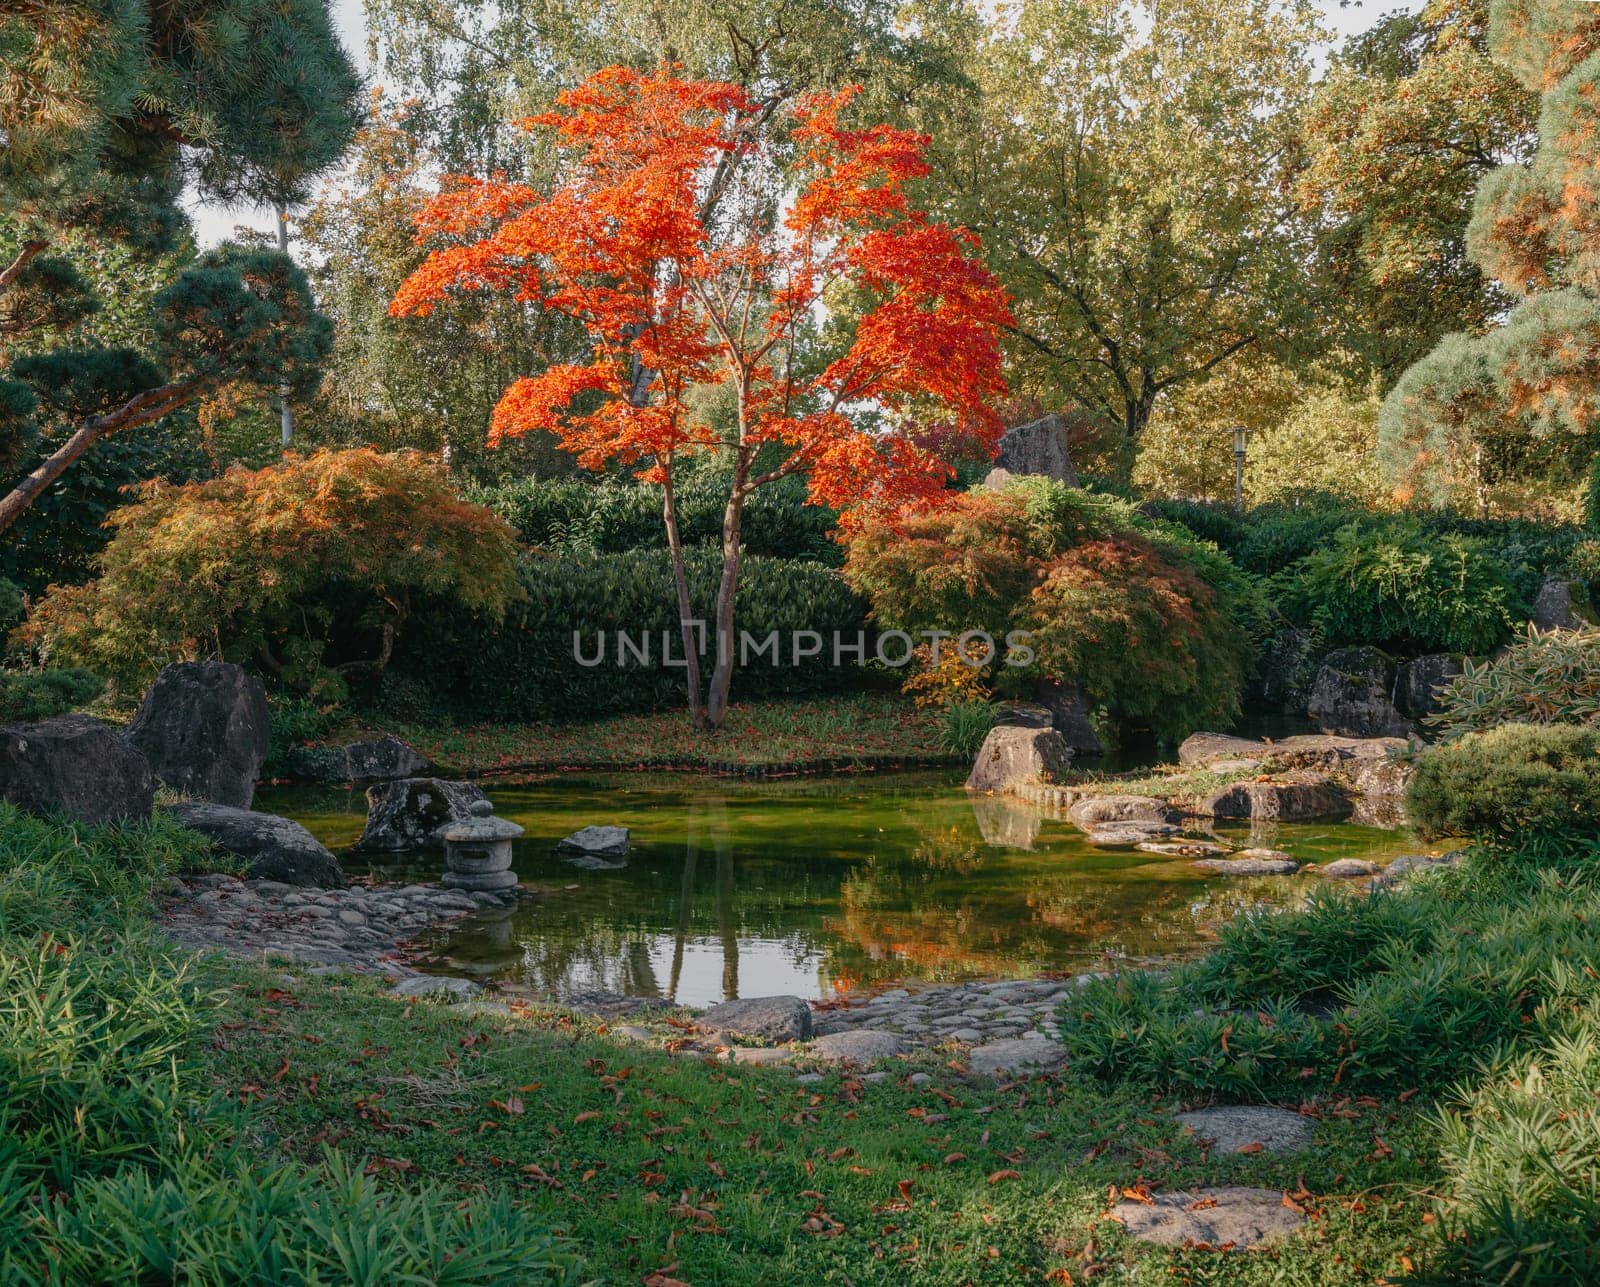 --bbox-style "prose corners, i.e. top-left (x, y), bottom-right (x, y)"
top-left (391, 65), bottom-right (1010, 728)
